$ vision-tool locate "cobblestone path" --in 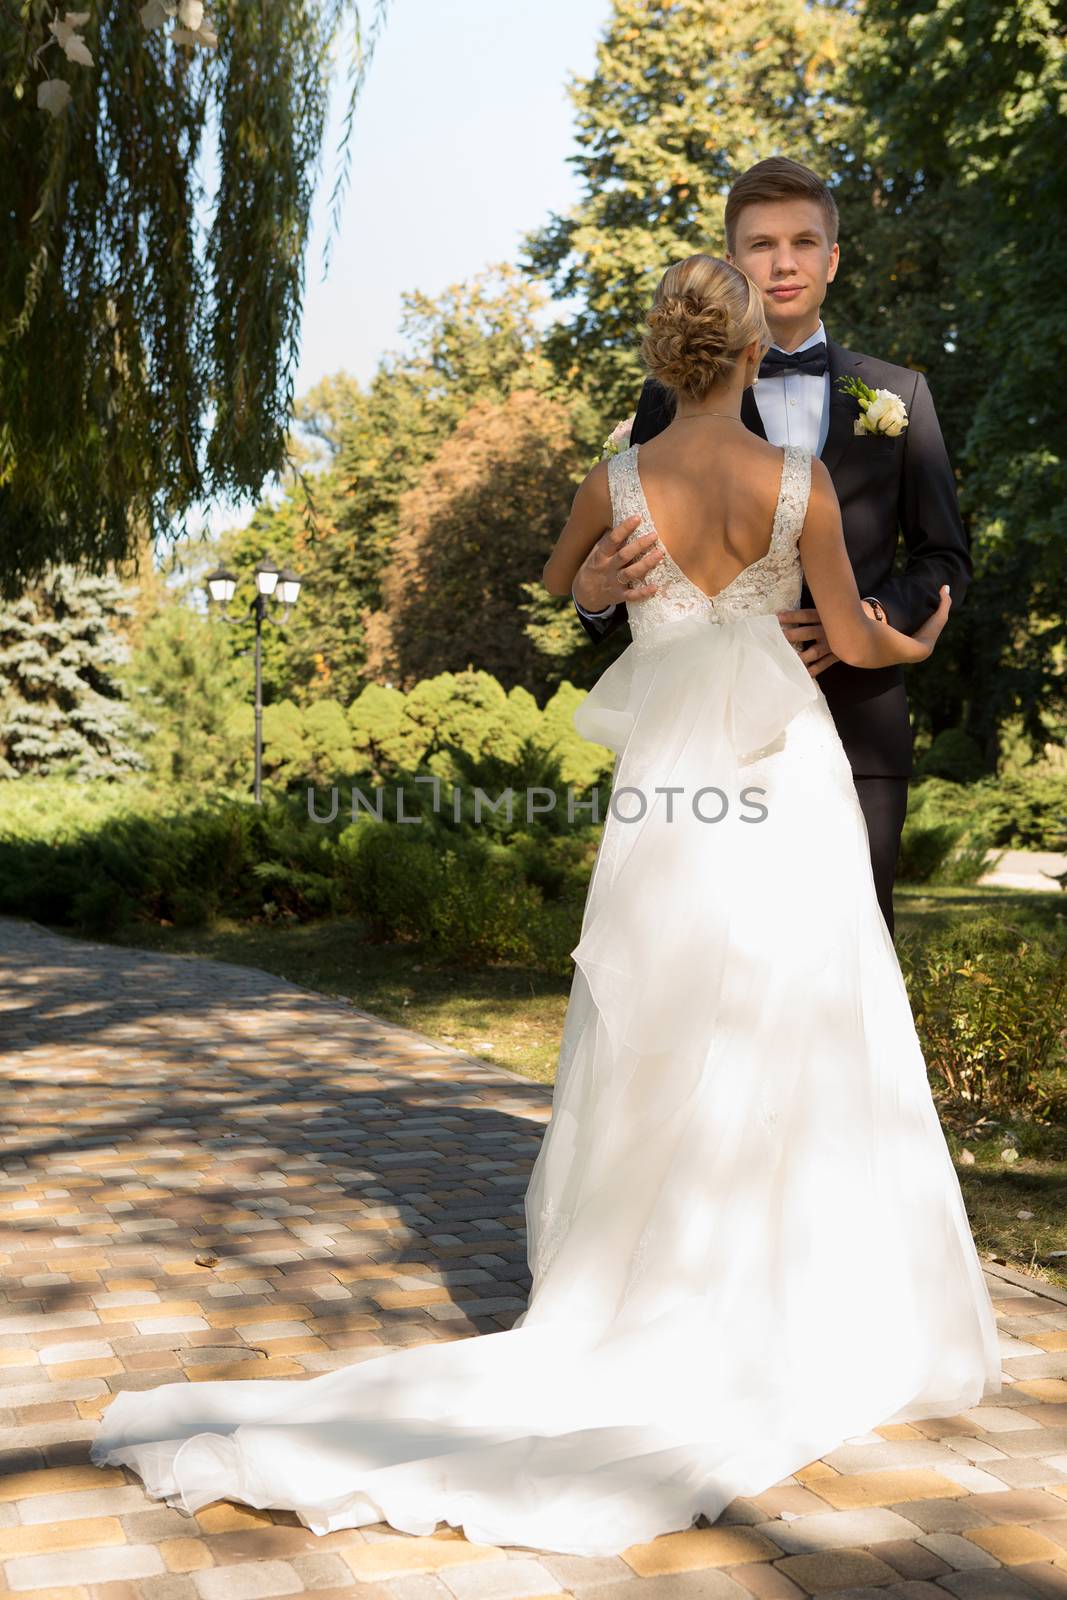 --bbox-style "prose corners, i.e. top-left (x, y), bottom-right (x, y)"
top-left (2, 918), bottom-right (1066, 1600)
